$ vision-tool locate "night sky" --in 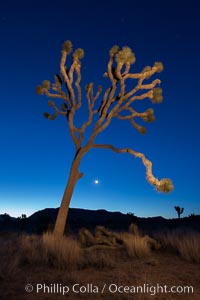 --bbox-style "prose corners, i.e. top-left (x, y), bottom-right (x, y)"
top-left (0, 0), bottom-right (199, 218)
